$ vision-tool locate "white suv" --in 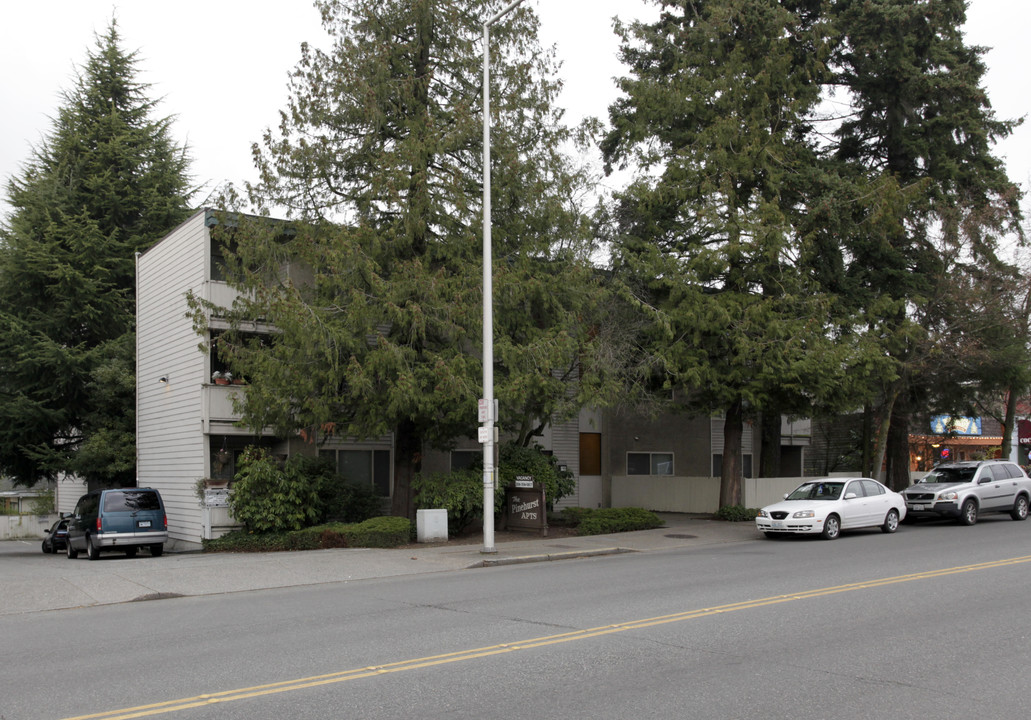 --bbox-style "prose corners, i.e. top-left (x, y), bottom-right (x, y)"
top-left (902, 460), bottom-right (1031, 525)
